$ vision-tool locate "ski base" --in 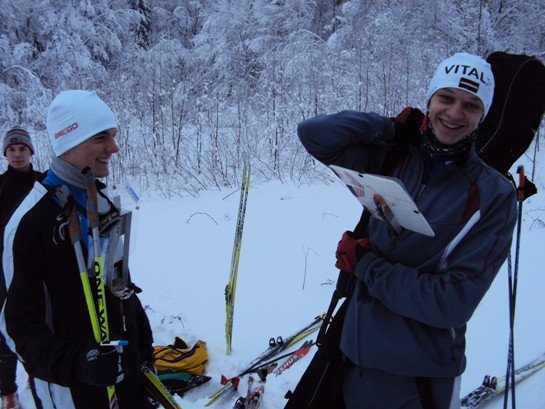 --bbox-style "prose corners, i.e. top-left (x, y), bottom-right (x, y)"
top-left (461, 352), bottom-right (545, 409)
